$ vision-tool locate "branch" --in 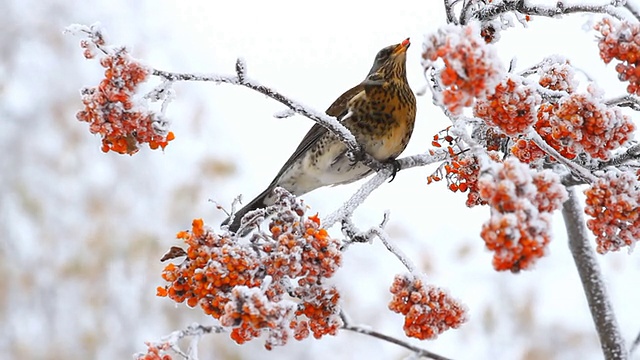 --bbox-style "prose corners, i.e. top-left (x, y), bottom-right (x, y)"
top-left (624, 0), bottom-right (640, 22)
top-left (340, 312), bottom-right (452, 360)
top-left (138, 323), bottom-right (225, 360)
top-left (529, 131), bottom-right (598, 183)
top-left (464, 0), bottom-right (629, 24)
top-left (323, 149), bottom-right (450, 228)
top-left (605, 94), bottom-right (640, 111)
top-left (561, 188), bottom-right (628, 360)
top-left (444, 0), bottom-right (460, 24)
top-left (341, 213), bottom-right (418, 273)
top-left (630, 328), bottom-right (640, 356)
top-left (151, 59), bottom-right (385, 172)
top-left (599, 143), bottom-right (640, 168)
